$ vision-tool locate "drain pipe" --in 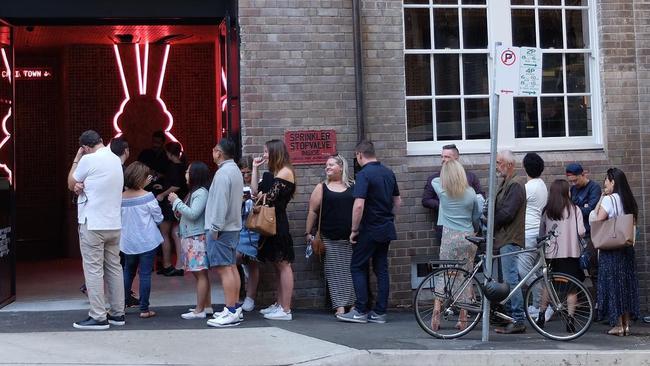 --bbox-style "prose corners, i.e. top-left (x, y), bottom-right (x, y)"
top-left (352, 0), bottom-right (365, 143)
